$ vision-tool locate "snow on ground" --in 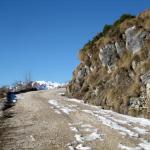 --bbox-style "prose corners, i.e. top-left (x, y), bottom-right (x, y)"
top-left (48, 97), bottom-right (150, 150)
top-left (74, 134), bottom-right (84, 143)
top-left (60, 107), bottom-right (73, 115)
top-left (84, 131), bottom-right (103, 142)
top-left (119, 140), bottom-right (150, 150)
top-left (48, 99), bottom-right (77, 115)
top-left (48, 100), bottom-right (60, 108)
top-left (139, 140), bottom-right (150, 150)
top-left (118, 144), bottom-right (141, 150)
top-left (67, 122), bottom-right (104, 150)
top-left (66, 97), bottom-right (150, 126)
top-left (30, 135), bottom-right (35, 142)
top-left (58, 92), bottom-right (65, 96)
top-left (82, 109), bottom-right (139, 138)
top-left (68, 144), bottom-right (91, 150)
top-left (133, 127), bottom-right (149, 135)
top-left (70, 126), bottom-right (79, 132)
top-left (66, 97), bottom-right (150, 130)
top-left (66, 98), bottom-right (85, 104)
top-left (76, 144), bottom-right (91, 150)
top-left (65, 98), bottom-right (150, 149)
